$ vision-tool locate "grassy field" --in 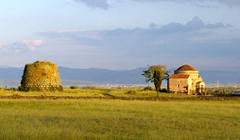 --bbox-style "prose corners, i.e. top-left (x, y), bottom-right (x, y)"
top-left (0, 87), bottom-right (176, 97)
top-left (0, 87), bottom-right (232, 97)
top-left (0, 99), bottom-right (240, 139)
